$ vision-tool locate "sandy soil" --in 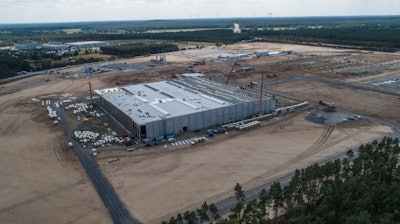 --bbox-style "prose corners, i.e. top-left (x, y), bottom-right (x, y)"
top-left (0, 76), bottom-right (112, 224)
top-left (223, 42), bottom-right (345, 53)
top-left (271, 80), bottom-right (400, 123)
top-left (98, 113), bottom-right (392, 223)
top-left (1, 41), bottom-right (399, 224)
